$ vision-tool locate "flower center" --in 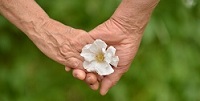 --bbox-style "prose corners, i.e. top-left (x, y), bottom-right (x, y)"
top-left (96, 53), bottom-right (104, 62)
